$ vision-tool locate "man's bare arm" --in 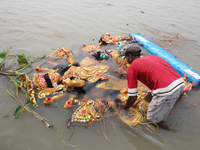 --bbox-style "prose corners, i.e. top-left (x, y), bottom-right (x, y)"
top-left (124, 96), bottom-right (137, 110)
